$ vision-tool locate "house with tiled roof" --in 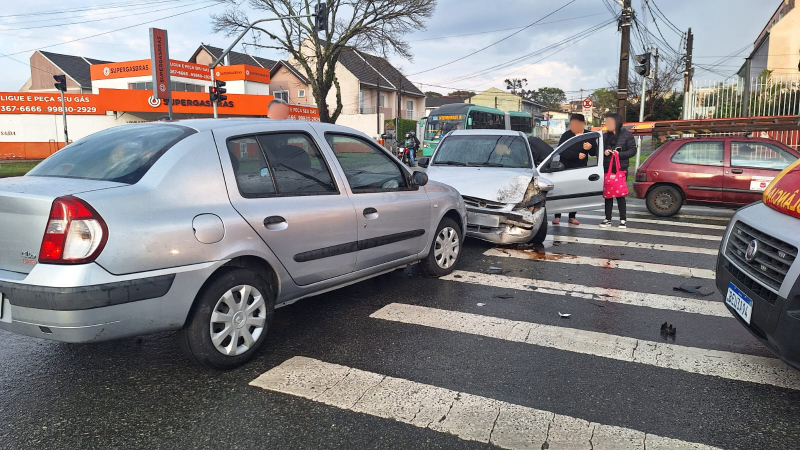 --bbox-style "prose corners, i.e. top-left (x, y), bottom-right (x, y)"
top-left (19, 50), bottom-right (112, 94)
top-left (188, 44), bottom-right (277, 70)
